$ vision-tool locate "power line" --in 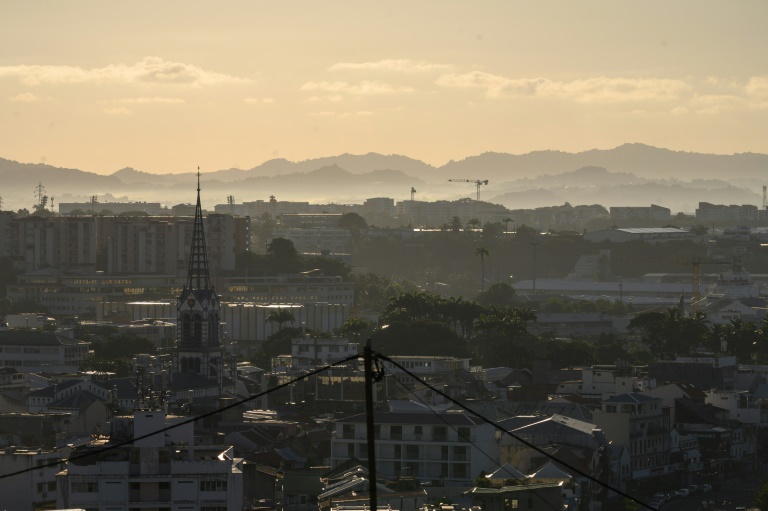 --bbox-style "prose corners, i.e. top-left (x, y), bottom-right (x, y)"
top-left (386, 373), bottom-right (563, 511)
top-left (0, 353), bottom-right (361, 481)
top-left (378, 354), bottom-right (659, 511)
